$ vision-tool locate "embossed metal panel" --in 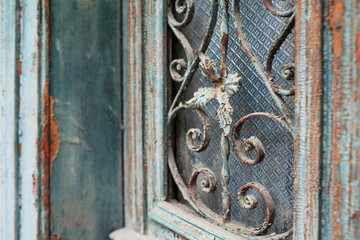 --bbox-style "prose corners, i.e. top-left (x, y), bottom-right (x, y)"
top-left (168, 0), bottom-right (295, 238)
